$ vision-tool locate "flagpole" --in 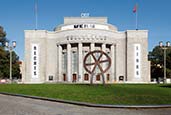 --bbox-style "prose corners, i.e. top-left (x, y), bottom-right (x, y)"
top-left (35, 0), bottom-right (38, 30)
top-left (136, 4), bottom-right (138, 30)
